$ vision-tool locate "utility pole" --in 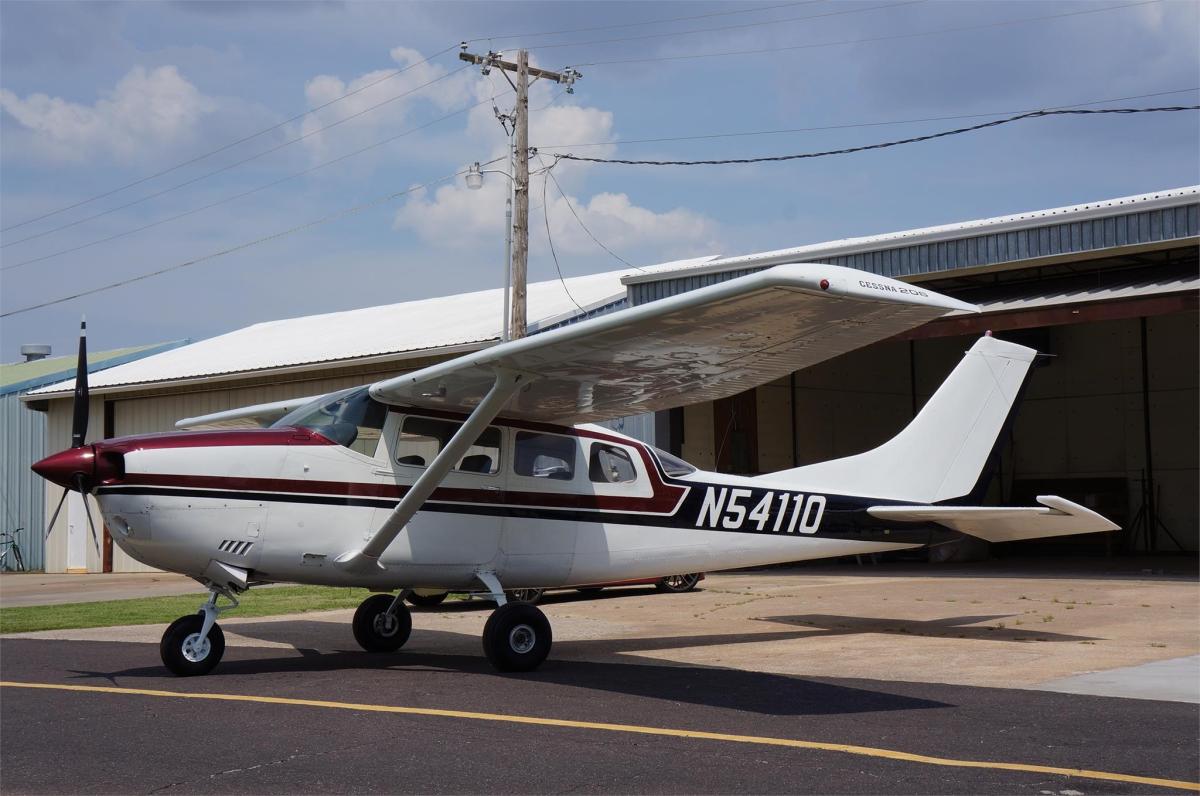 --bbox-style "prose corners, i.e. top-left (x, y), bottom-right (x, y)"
top-left (459, 46), bottom-right (580, 340)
